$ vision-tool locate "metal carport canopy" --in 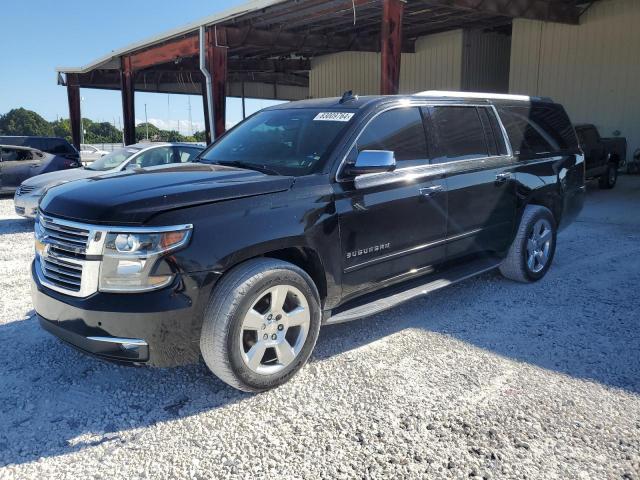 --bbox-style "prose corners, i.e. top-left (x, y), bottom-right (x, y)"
top-left (55, 0), bottom-right (585, 146)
